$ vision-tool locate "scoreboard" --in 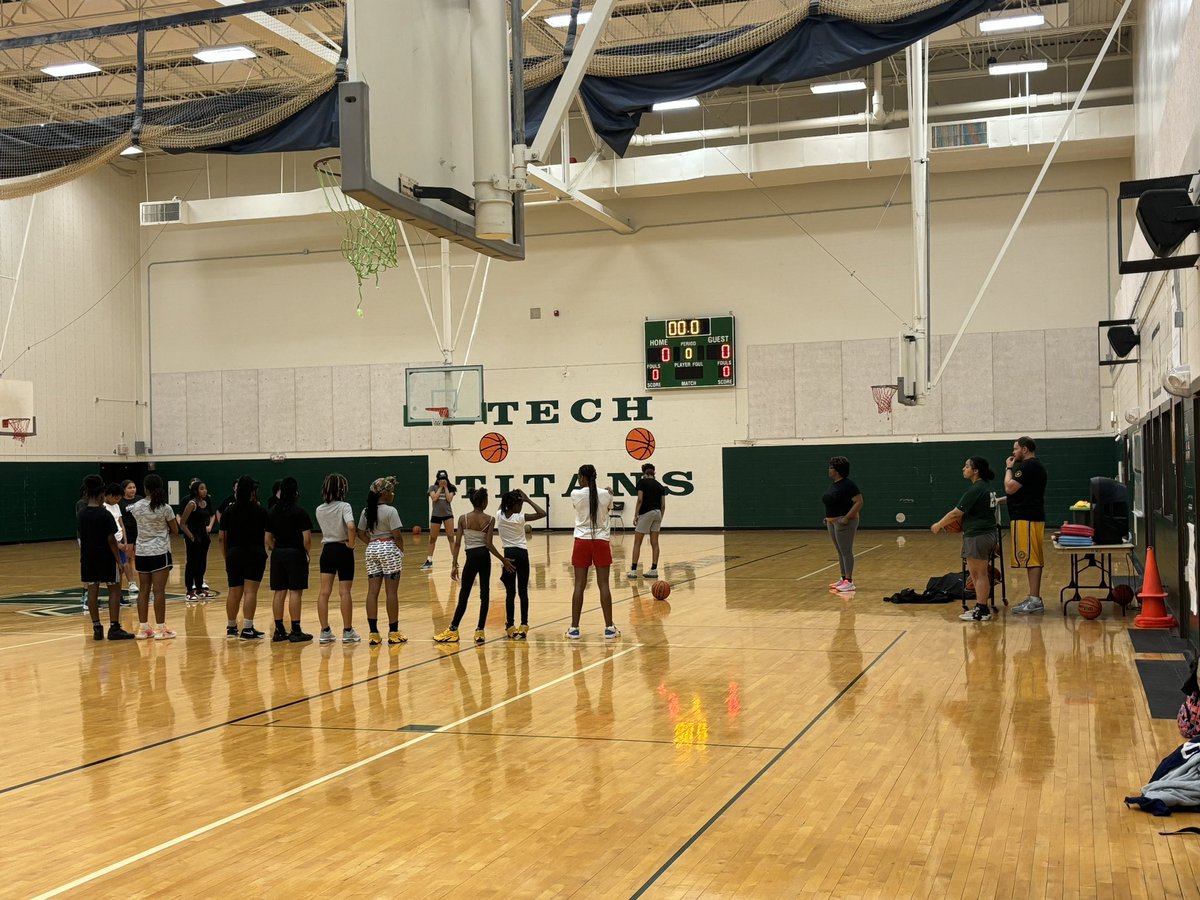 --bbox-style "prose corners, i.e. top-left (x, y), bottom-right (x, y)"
top-left (644, 316), bottom-right (736, 390)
